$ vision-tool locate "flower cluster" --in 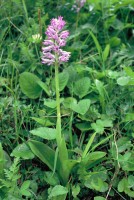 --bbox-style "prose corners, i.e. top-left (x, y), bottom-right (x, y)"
top-left (32, 34), bottom-right (42, 43)
top-left (42, 16), bottom-right (70, 66)
top-left (72, 0), bottom-right (86, 12)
